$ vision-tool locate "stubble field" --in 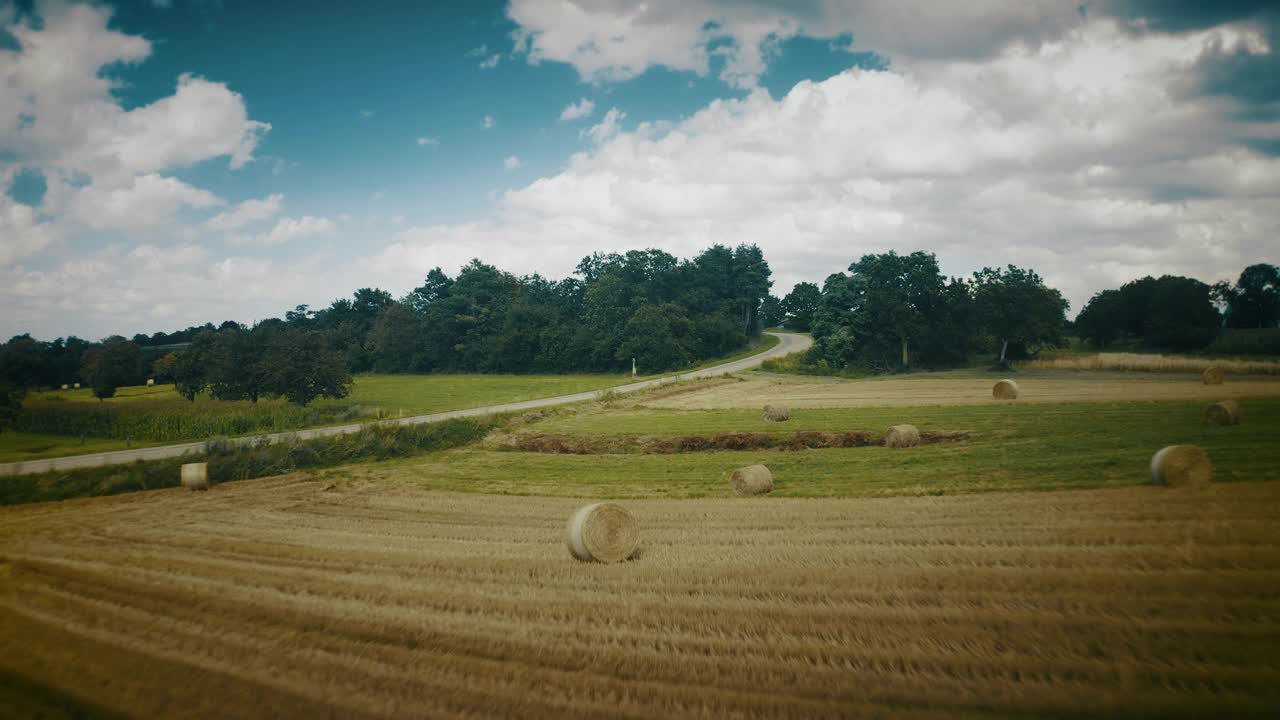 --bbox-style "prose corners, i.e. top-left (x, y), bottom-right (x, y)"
top-left (2, 367), bottom-right (1279, 718)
